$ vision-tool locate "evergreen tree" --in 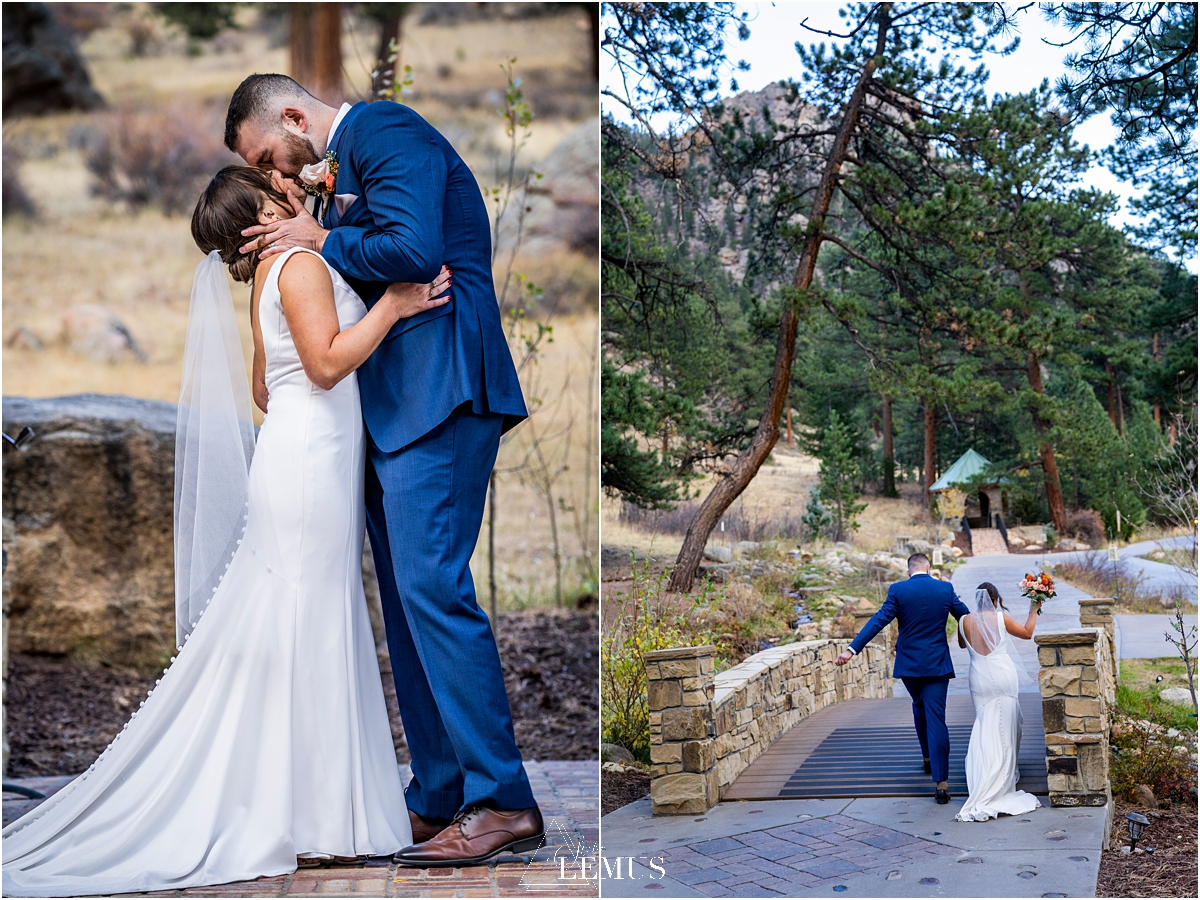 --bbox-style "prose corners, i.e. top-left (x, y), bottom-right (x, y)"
top-left (812, 411), bottom-right (868, 543)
